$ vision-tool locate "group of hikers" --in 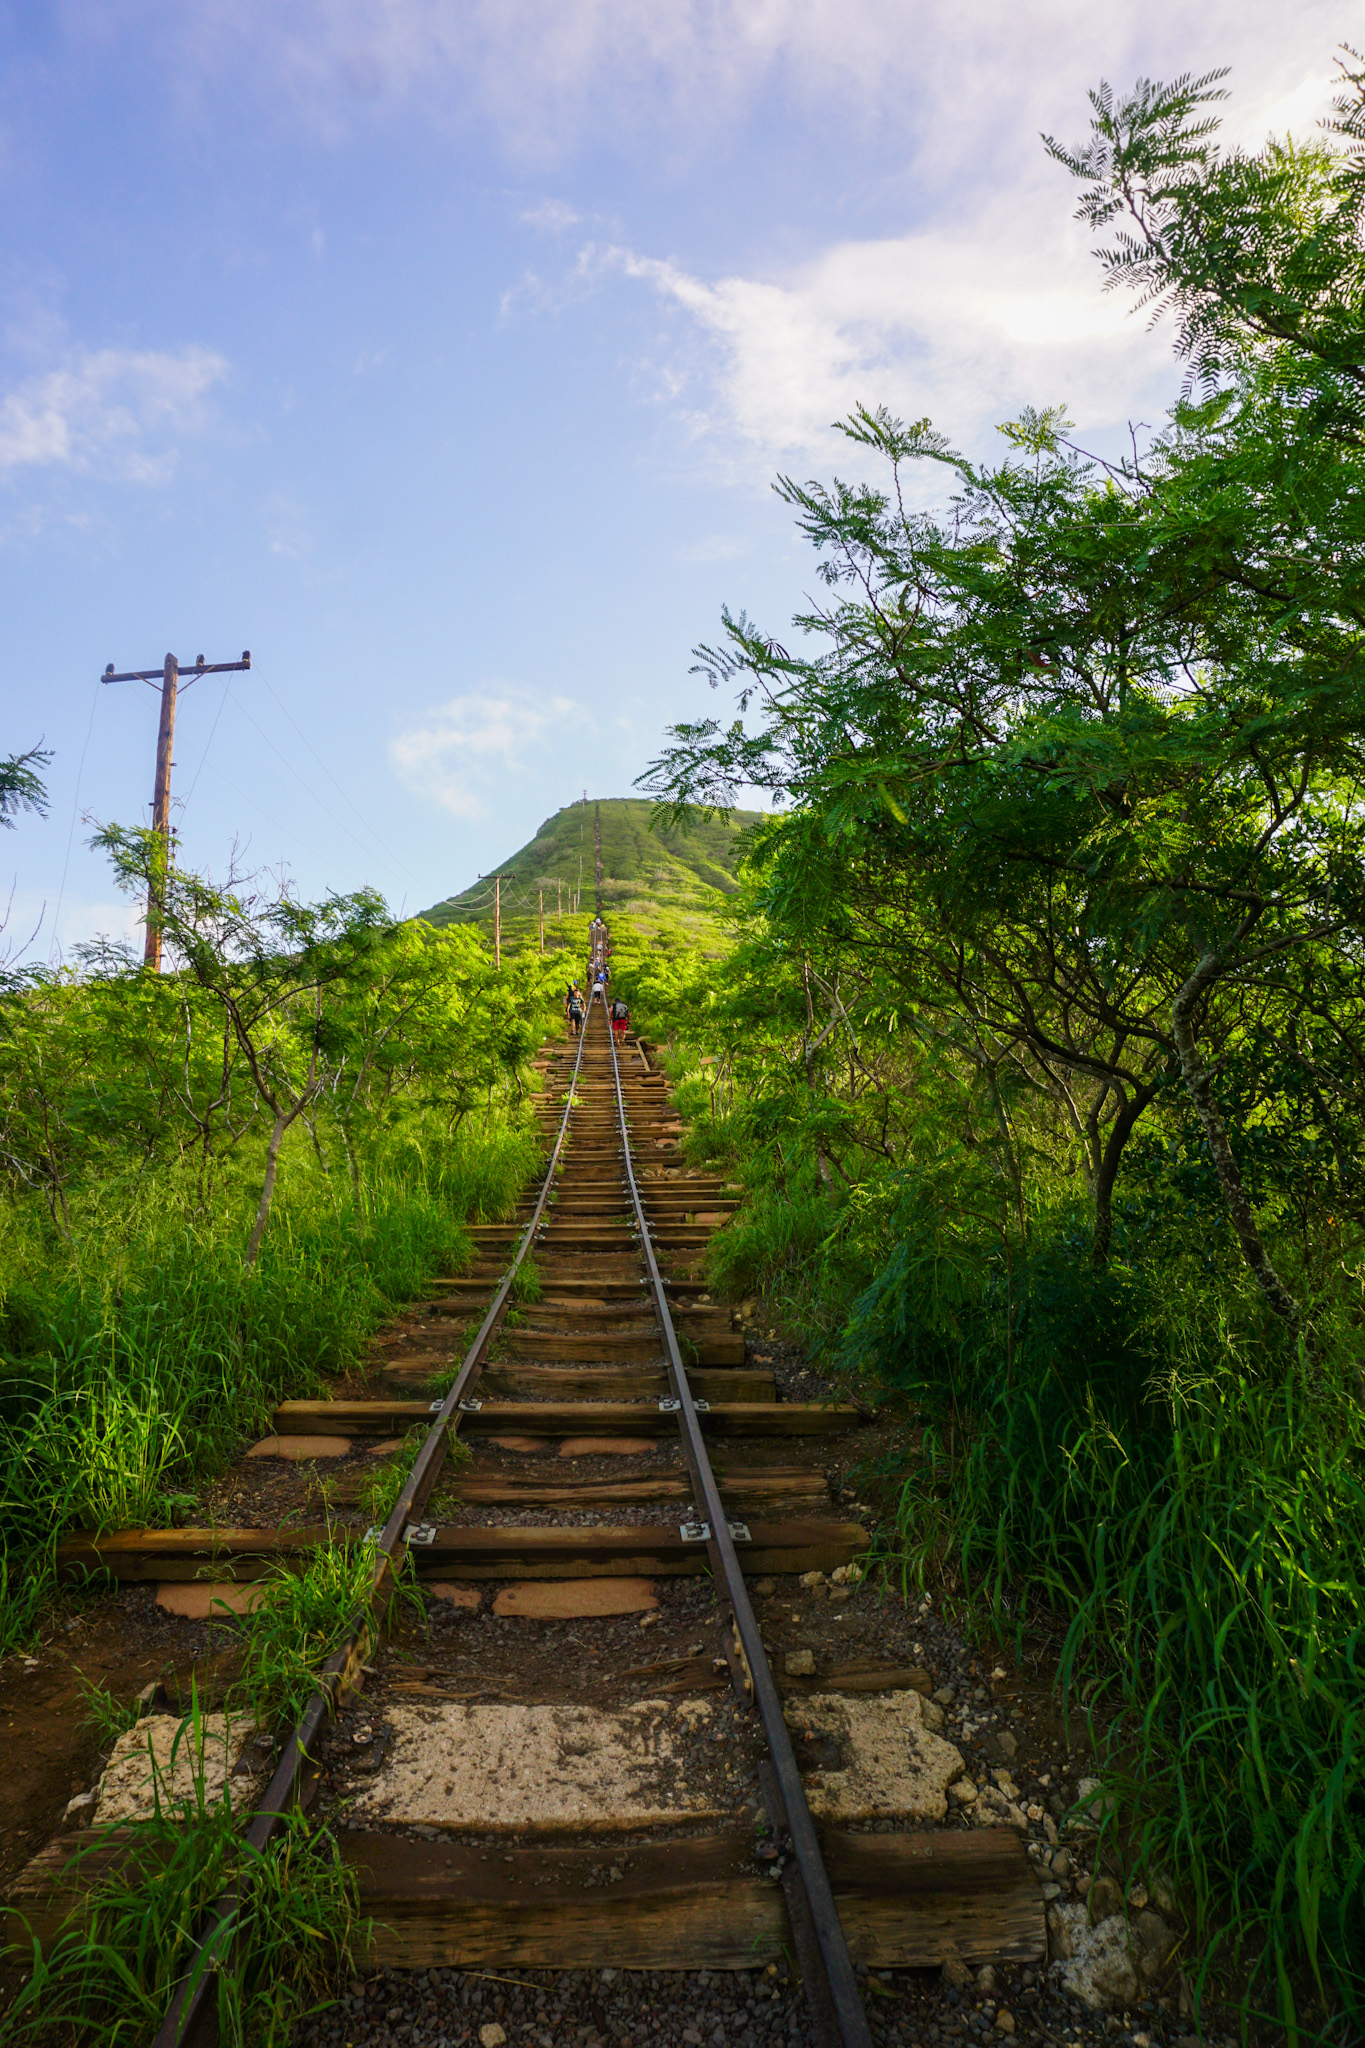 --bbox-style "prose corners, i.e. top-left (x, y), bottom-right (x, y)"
top-left (564, 978), bottom-right (634, 1040)
top-left (563, 977), bottom-right (630, 1040)
top-left (564, 919), bottom-right (629, 1039)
